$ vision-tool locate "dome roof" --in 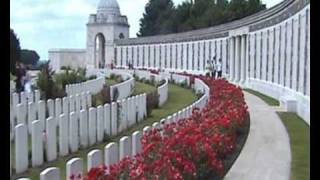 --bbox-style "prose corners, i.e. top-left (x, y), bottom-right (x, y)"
top-left (97, 0), bottom-right (120, 15)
